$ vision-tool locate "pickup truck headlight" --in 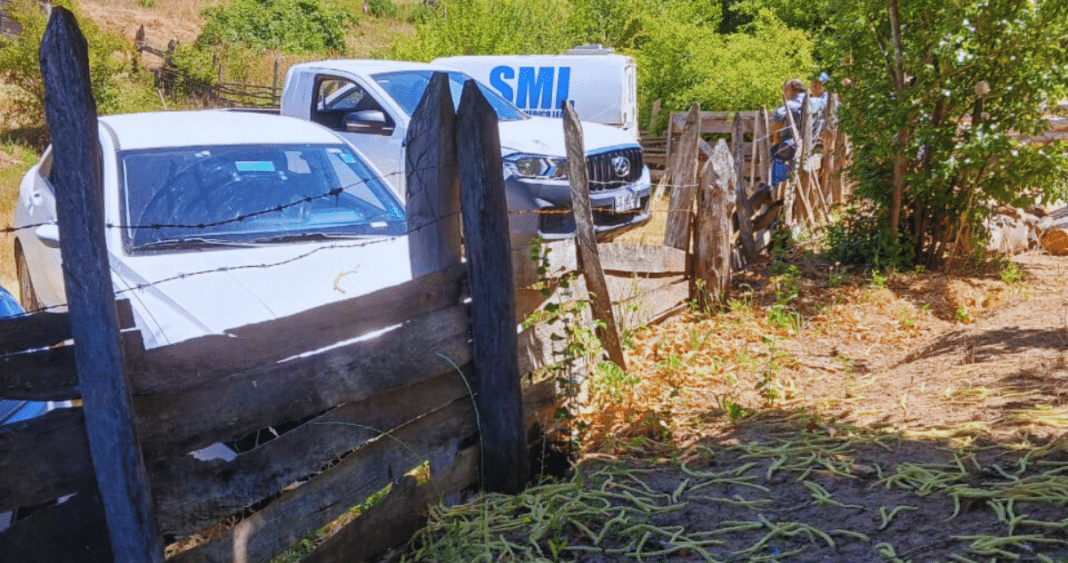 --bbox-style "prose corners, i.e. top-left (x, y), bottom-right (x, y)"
top-left (504, 154), bottom-right (568, 180)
